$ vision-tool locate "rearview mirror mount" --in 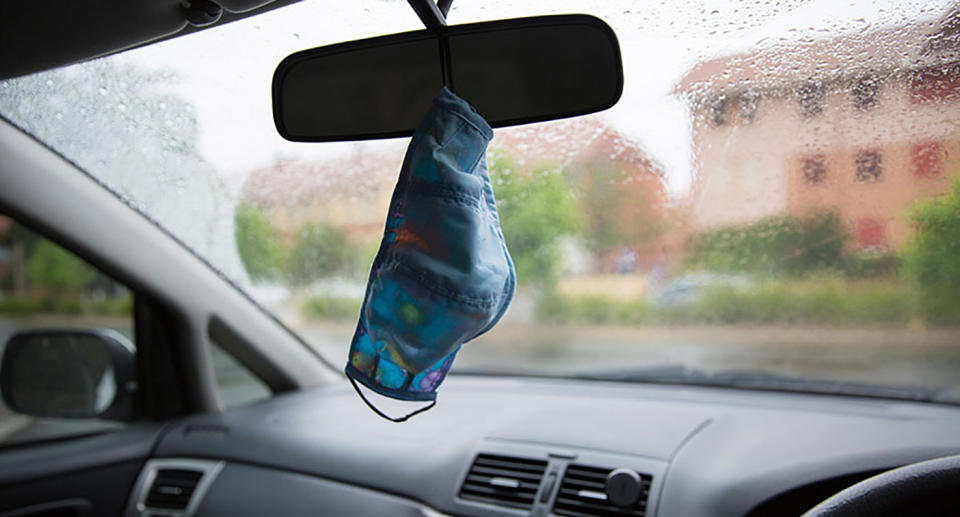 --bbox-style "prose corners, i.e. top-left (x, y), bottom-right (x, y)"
top-left (273, 14), bottom-right (622, 142)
